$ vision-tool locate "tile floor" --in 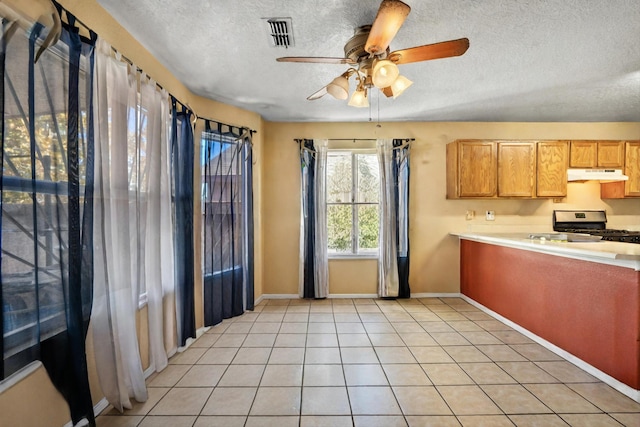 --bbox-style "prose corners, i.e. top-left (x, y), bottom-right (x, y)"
top-left (96, 297), bottom-right (640, 427)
